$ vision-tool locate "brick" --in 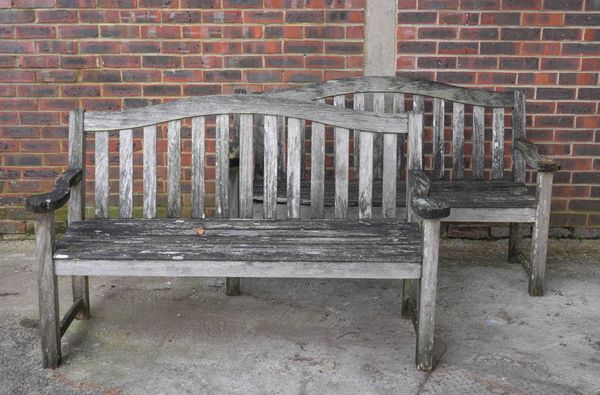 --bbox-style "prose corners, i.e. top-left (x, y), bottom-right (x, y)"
top-left (142, 55), bottom-right (182, 68)
top-left (61, 56), bottom-right (98, 69)
top-left (0, 113), bottom-right (17, 124)
top-left (500, 27), bottom-right (540, 40)
top-left (499, 57), bottom-right (539, 70)
top-left (80, 42), bottom-right (121, 54)
top-left (0, 221), bottom-right (26, 234)
top-left (397, 27), bottom-right (417, 40)
top-left (283, 70), bottom-right (323, 83)
top-left (585, 0), bottom-right (600, 9)
top-left (162, 11), bottom-right (202, 23)
top-left (203, 42), bottom-right (242, 54)
top-left (161, 41), bottom-right (202, 54)
top-left (0, 41), bottom-right (35, 54)
top-left (284, 41), bottom-right (323, 54)
top-left (265, 25), bottom-right (303, 39)
top-left (573, 144), bottom-right (600, 156)
top-left (245, 70), bottom-right (283, 83)
top-left (517, 72), bottom-right (556, 84)
top-left (81, 70), bottom-right (121, 83)
top-left (242, 41), bottom-right (281, 54)
top-left (79, 10), bottom-right (120, 23)
top-left (439, 41), bottom-right (478, 54)
top-left (202, 10), bottom-right (242, 23)
top-left (502, 0), bottom-right (541, 9)
top-left (4, 155), bottom-right (44, 166)
top-left (325, 42), bottom-right (363, 54)
top-left (534, 115), bottom-right (574, 127)
top-left (182, 26), bottom-right (222, 39)
top-left (62, 85), bottom-right (101, 97)
top-left (346, 26), bottom-right (363, 39)
top-left (544, 0), bottom-right (583, 9)
top-left (286, 11), bottom-right (324, 23)
top-left (0, 71), bottom-right (35, 83)
top-left (541, 58), bottom-right (579, 70)
top-left (265, 55), bottom-right (303, 68)
top-left (38, 98), bottom-right (79, 111)
top-left (18, 56), bottom-right (59, 68)
top-left (397, 41), bottom-right (436, 54)
top-left (120, 10), bottom-right (160, 23)
top-left (36, 41), bottom-right (77, 54)
top-left (562, 43), bottom-right (600, 56)
top-left (460, 0), bottom-right (499, 9)
top-left (224, 56), bottom-right (262, 68)
top-left (143, 85), bottom-right (181, 96)
top-left (559, 73), bottom-right (598, 85)
top-left (418, 0), bottom-right (458, 9)
top-left (306, 56), bottom-right (345, 69)
top-left (565, 13), bottom-right (600, 25)
top-left (481, 42), bottom-right (519, 54)
top-left (15, 26), bottom-right (56, 39)
top-left (141, 26), bottom-right (181, 39)
top-left (222, 26), bottom-right (263, 39)
top-left (58, 25), bottom-right (99, 39)
top-left (0, 26), bottom-right (12, 39)
top-left (477, 72), bottom-right (516, 85)
top-left (95, 0), bottom-right (136, 7)
top-left (577, 116), bottom-right (600, 128)
top-left (183, 85), bottom-right (222, 96)
top-left (0, 126), bottom-right (39, 138)
top-left (555, 129), bottom-right (593, 142)
top-left (520, 42), bottom-right (561, 56)
top-left (460, 27), bottom-right (498, 40)
top-left (243, 10), bottom-right (283, 23)
top-left (305, 26), bottom-right (344, 39)
top-left (326, 10), bottom-right (363, 23)
top-left (458, 57), bottom-right (497, 69)
top-left (480, 12), bottom-right (520, 25)
top-left (82, 99), bottom-right (121, 111)
top-left (180, 0), bottom-right (218, 7)
top-left (223, 0), bottom-right (262, 7)
top-left (582, 58), bottom-right (600, 71)
top-left (0, 10), bottom-right (35, 24)
top-left (418, 27), bottom-right (457, 39)
top-left (0, 99), bottom-right (36, 111)
top-left (573, 172), bottom-right (600, 184)
top-left (578, 88), bottom-right (600, 100)
top-left (584, 28), bottom-right (600, 41)
top-left (122, 41), bottom-right (161, 53)
top-left (542, 28), bottom-right (582, 41)
top-left (417, 57), bottom-right (457, 69)
top-left (0, 55), bottom-right (16, 68)
top-left (397, 12), bottom-right (437, 24)
top-left (103, 85), bottom-right (141, 97)
top-left (569, 200), bottom-right (600, 211)
top-left (36, 70), bottom-right (77, 83)
top-left (20, 112), bottom-right (59, 126)
top-left (203, 70), bottom-right (242, 82)
top-left (439, 12), bottom-right (479, 24)
top-left (101, 55), bottom-right (141, 68)
top-left (437, 71), bottom-right (476, 84)
top-left (182, 56), bottom-right (223, 68)
top-left (522, 12), bottom-right (563, 25)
